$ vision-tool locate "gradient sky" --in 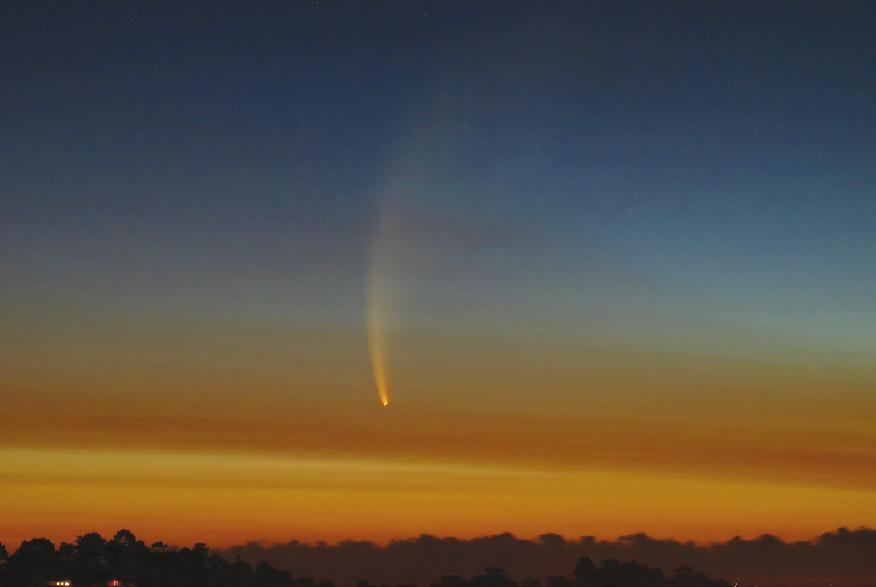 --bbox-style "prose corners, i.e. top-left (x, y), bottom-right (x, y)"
top-left (2, 1), bottom-right (875, 549)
